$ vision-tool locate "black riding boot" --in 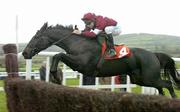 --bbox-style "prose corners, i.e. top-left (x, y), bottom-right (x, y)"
top-left (107, 34), bottom-right (116, 57)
